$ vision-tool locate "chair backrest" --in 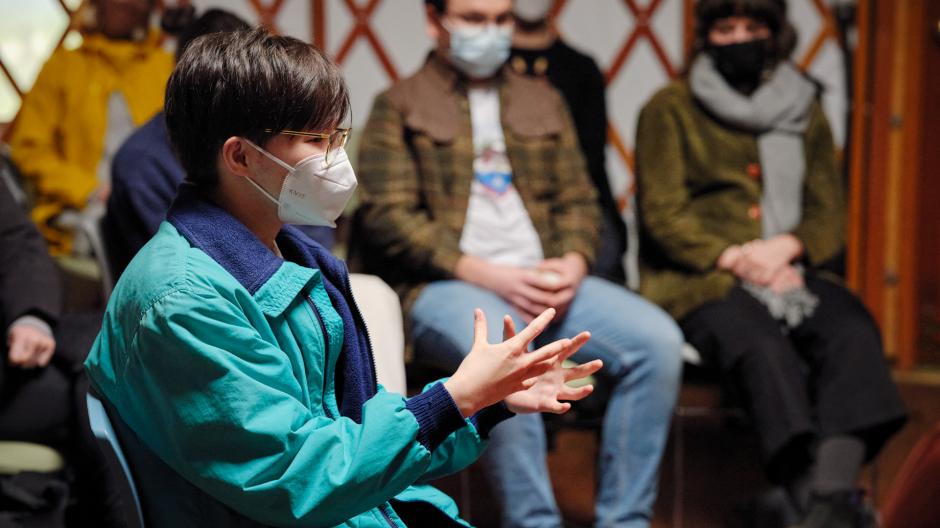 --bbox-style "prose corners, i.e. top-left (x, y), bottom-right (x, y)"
top-left (85, 393), bottom-right (145, 528)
